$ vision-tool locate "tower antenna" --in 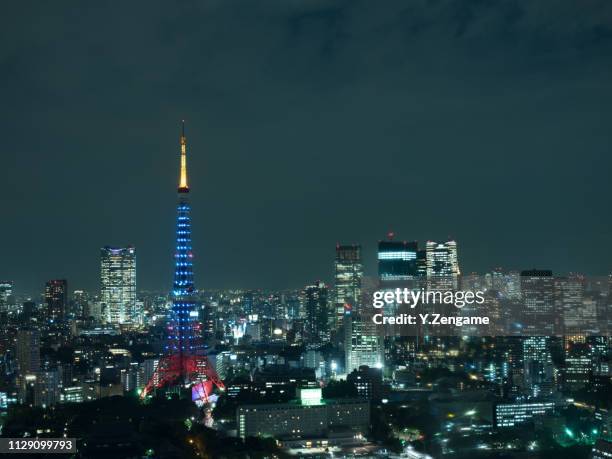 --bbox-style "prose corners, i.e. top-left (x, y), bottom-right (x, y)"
top-left (178, 120), bottom-right (189, 192)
